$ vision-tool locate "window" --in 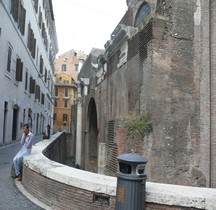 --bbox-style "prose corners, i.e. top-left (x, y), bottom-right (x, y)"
top-left (39, 55), bottom-right (43, 74)
top-left (62, 64), bottom-right (66, 72)
top-left (27, 24), bottom-right (36, 58)
top-left (64, 99), bottom-right (68, 108)
top-left (15, 58), bottom-right (23, 81)
top-left (44, 68), bottom-right (47, 83)
top-left (35, 85), bottom-right (40, 101)
top-left (36, 46), bottom-right (39, 66)
top-left (65, 87), bottom-right (68, 97)
top-left (41, 93), bottom-right (45, 105)
top-left (38, 8), bottom-right (42, 28)
top-left (42, 22), bottom-right (45, 39)
top-left (25, 70), bottom-right (28, 90)
top-left (55, 86), bottom-right (58, 96)
top-left (134, 2), bottom-right (151, 29)
top-left (33, 0), bottom-right (38, 13)
top-left (7, 46), bottom-right (12, 72)
top-left (11, 0), bottom-right (19, 22)
top-left (53, 113), bottom-right (56, 123)
top-left (54, 99), bottom-right (58, 107)
top-left (11, 0), bottom-right (26, 35)
top-left (29, 77), bottom-right (35, 93)
top-left (63, 114), bottom-right (67, 122)
top-left (75, 64), bottom-right (79, 72)
top-left (19, 4), bottom-right (26, 35)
